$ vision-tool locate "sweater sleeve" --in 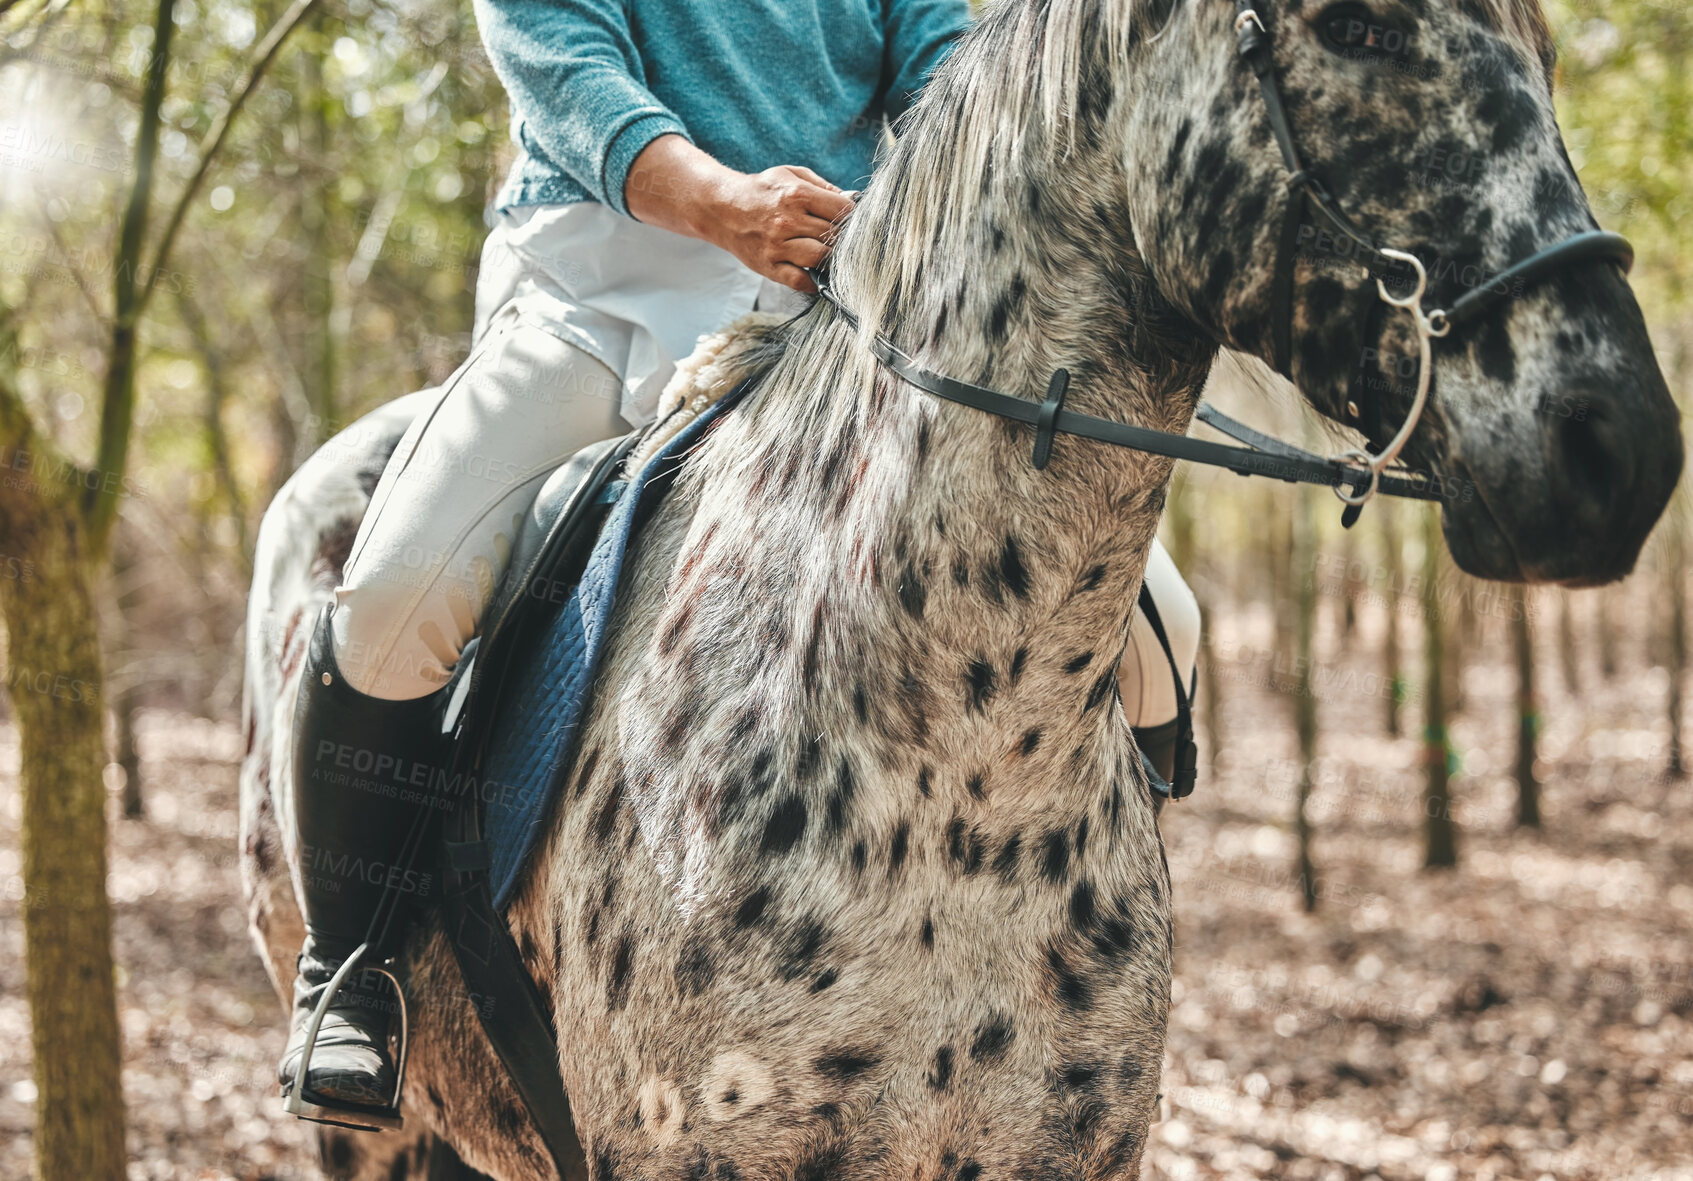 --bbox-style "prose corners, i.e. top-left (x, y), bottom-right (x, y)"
top-left (881, 0), bottom-right (972, 123)
top-left (472, 0), bottom-right (691, 215)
